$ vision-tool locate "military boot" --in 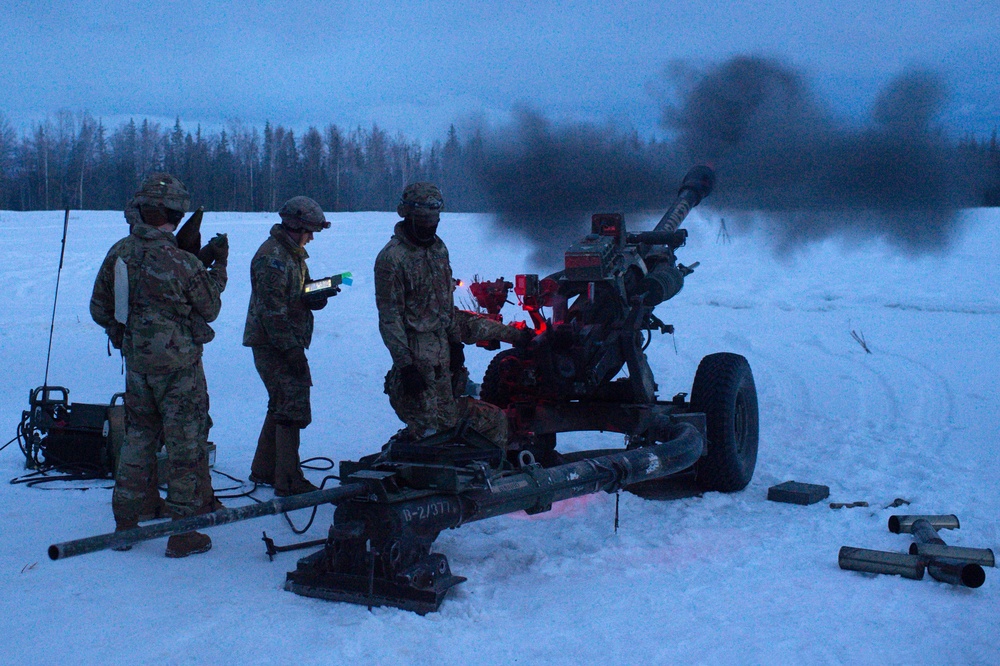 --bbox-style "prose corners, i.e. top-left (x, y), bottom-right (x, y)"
top-left (138, 494), bottom-right (167, 522)
top-left (112, 520), bottom-right (139, 552)
top-left (249, 413), bottom-right (277, 486)
top-left (194, 451), bottom-right (224, 513)
top-left (165, 531), bottom-right (212, 558)
top-left (112, 481), bottom-right (143, 550)
top-left (273, 423), bottom-right (319, 497)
